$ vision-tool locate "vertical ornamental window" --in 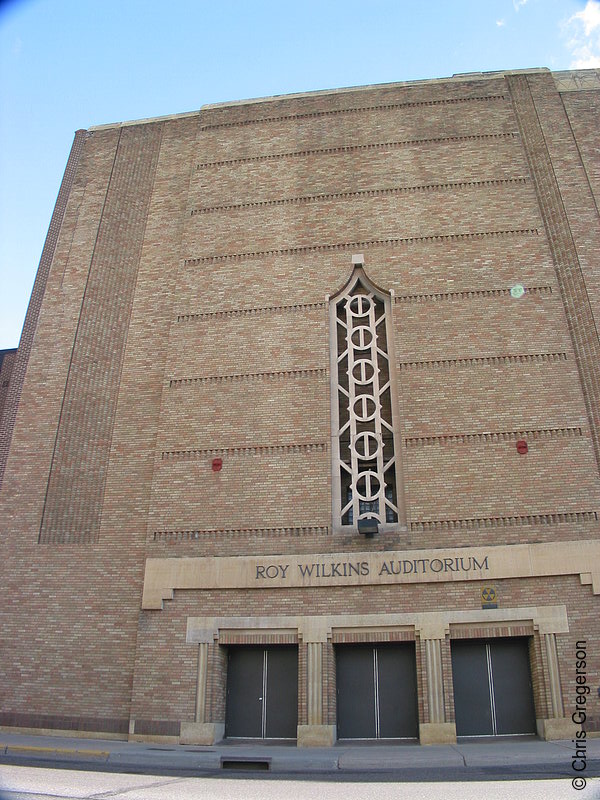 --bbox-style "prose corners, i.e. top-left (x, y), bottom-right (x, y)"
top-left (330, 262), bottom-right (402, 530)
